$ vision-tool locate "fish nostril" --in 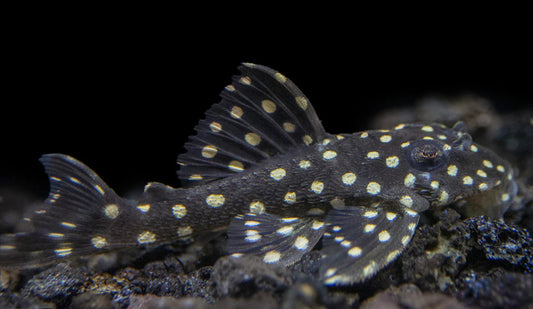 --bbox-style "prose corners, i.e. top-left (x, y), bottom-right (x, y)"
top-left (451, 132), bottom-right (473, 150)
top-left (452, 121), bottom-right (467, 133)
